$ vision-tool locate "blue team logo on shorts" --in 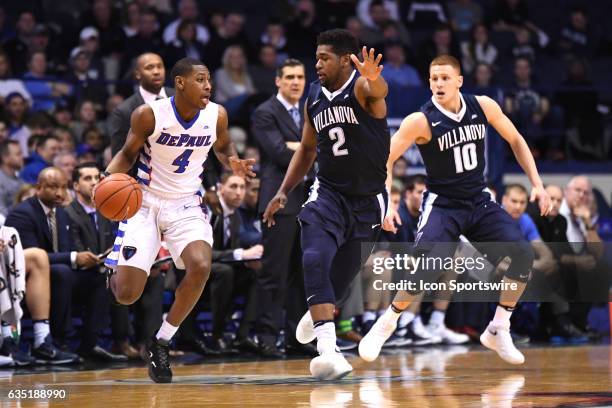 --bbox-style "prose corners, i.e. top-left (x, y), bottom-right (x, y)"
top-left (122, 246), bottom-right (137, 260)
